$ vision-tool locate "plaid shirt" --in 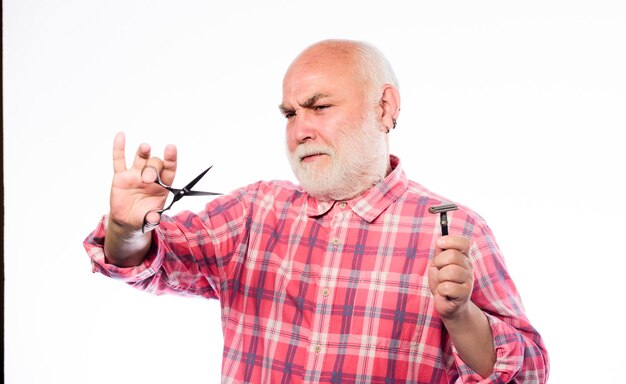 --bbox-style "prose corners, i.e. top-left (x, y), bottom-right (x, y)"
top-left (85, 156), bottom-right (548, 383)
